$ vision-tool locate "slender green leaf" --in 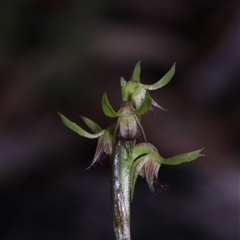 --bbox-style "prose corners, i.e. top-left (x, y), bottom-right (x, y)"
top-left (142, 63), bottom-right (176, 90)
top-left (131, 61), bottom-right (141, 82)
top-left (80, 116), bottom-right (102, 133)
top-left (101, 92), bottom-right (118, 118)
top-left (58, 112), bottom-right (104, 138)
